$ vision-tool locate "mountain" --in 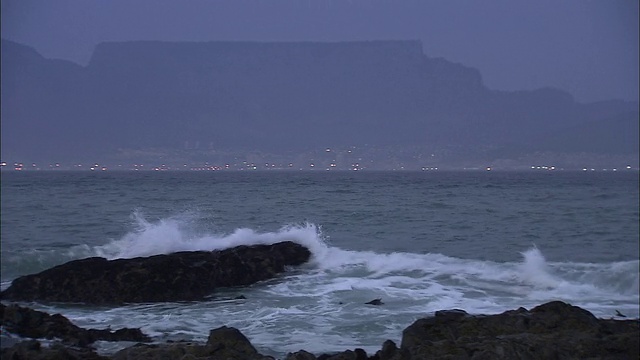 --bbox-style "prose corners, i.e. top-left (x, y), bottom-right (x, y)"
top-left (1, 39), bottom-right (637, 167)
